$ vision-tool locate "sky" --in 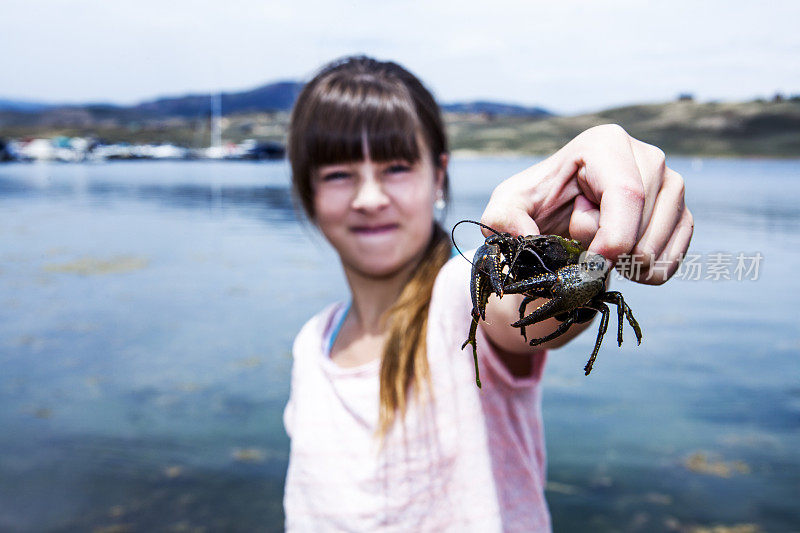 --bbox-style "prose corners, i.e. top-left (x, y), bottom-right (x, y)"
top-left (1, 0), bottom-right (798, 114)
